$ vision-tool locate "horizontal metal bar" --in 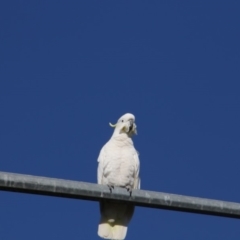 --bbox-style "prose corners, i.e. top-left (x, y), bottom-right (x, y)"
top-left (0, 171), bottom-right (240, 219)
